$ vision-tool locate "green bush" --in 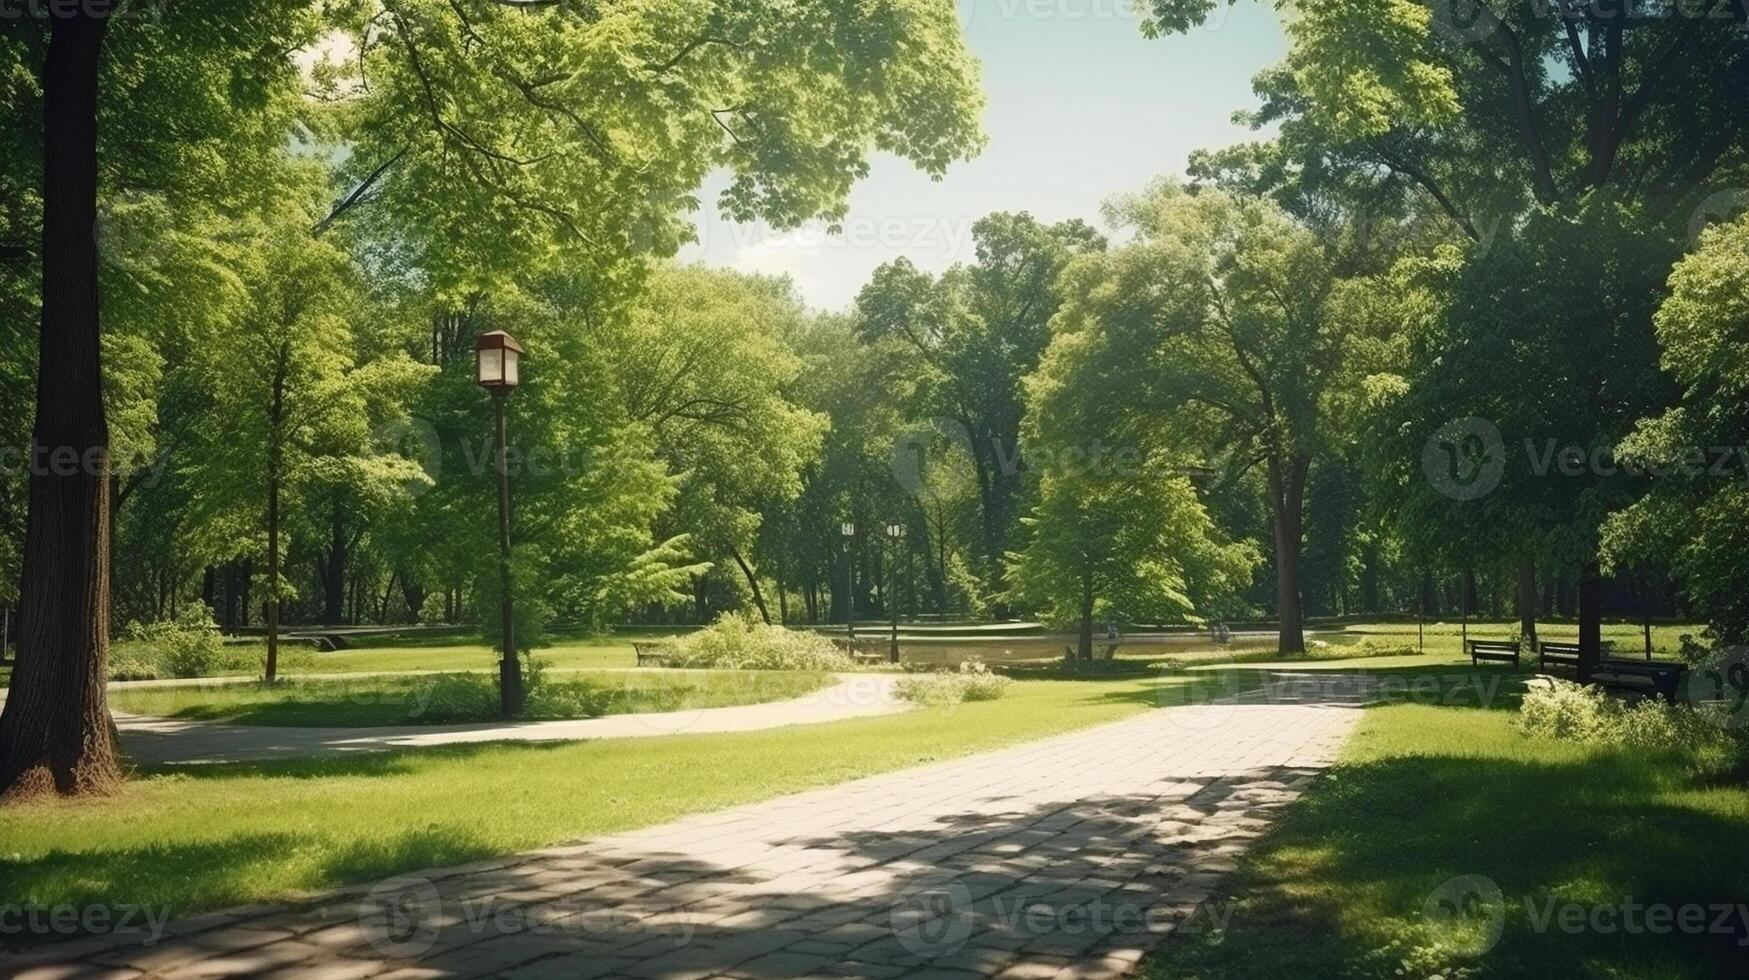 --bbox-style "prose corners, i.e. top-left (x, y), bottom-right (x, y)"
top-left (121, 604), bottom-right (226, 678)
top-left (407, 673), bottom-right (499, 722)
top-left (895, 658), bottom-right (1012, 706)
top-left (665, 614), bottom-right (853, 671)
top-left (1517, 677), bottom-right (1747, 776)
